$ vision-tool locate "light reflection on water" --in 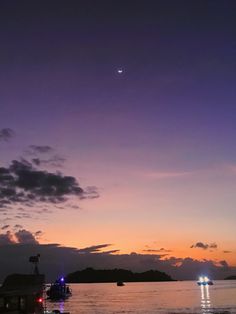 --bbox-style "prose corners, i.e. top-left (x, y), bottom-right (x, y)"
top-left (59, 300), bottom-right (65, 313)
top-left (46, 280), bottom-right (236, 314)
top-left (201, 285), bottom-right (211, 314)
